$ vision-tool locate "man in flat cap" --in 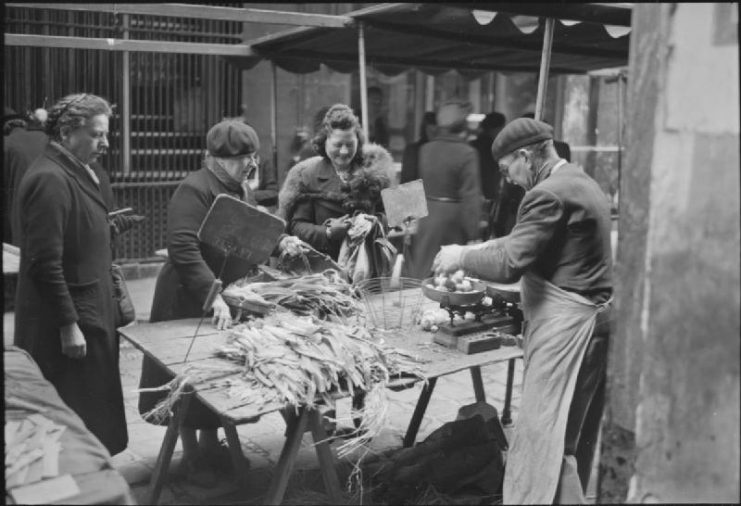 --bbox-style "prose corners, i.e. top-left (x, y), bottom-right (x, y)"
top-left (433, 117), bottom-right (613, 504)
